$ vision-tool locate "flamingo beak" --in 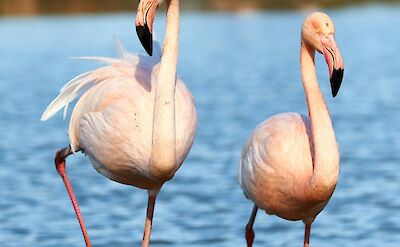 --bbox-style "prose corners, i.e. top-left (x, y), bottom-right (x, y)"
top-left (322, 35), bottom-right (344, 97)
top-left (136, 0), bottom-right (158, 56)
